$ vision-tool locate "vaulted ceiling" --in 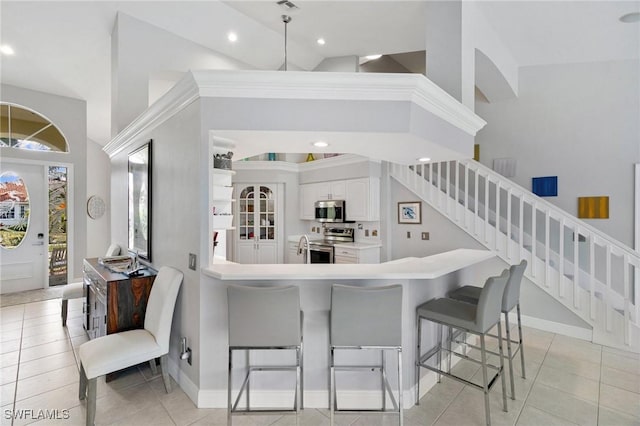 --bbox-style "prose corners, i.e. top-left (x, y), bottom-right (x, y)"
top-left (1, 1), bottom-right (638, 146)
